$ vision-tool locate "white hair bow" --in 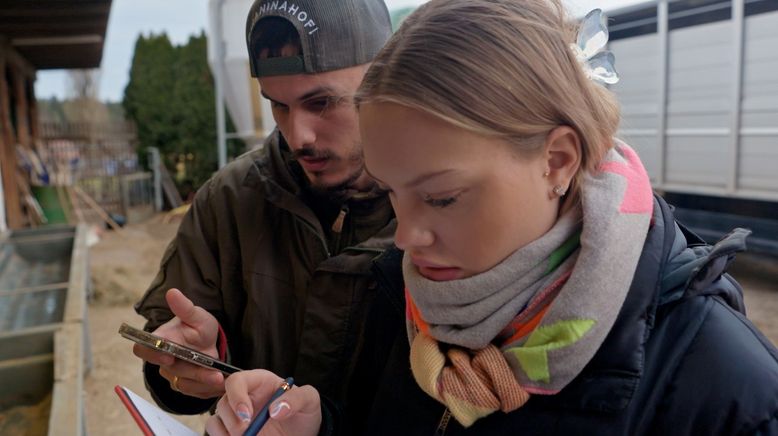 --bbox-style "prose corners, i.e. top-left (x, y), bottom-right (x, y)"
top-left (570, 9), bottom-right (619, 85)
